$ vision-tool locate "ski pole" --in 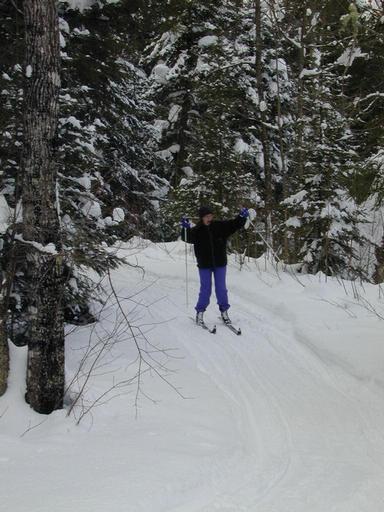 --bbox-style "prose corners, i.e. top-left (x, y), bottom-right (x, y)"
top-left (250, 219), bottom-right (281, 262)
